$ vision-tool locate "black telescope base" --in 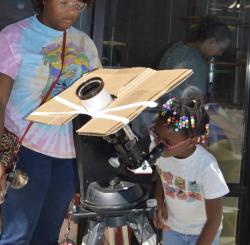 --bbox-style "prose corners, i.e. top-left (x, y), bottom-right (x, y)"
top-left (72, 204), bottom-right (157, 245)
